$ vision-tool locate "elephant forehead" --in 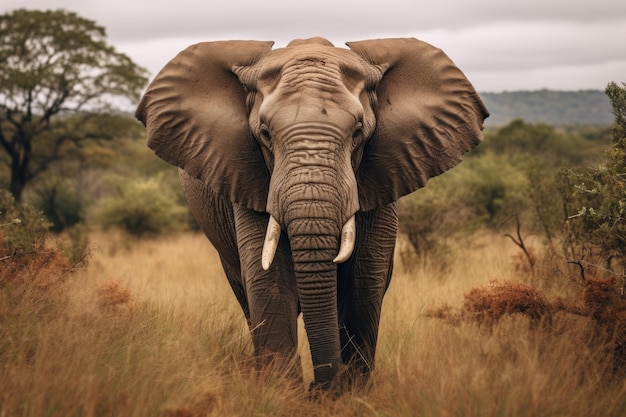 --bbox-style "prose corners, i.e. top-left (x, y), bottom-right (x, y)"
top-left (259, 46), bottom-right (366, 85)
